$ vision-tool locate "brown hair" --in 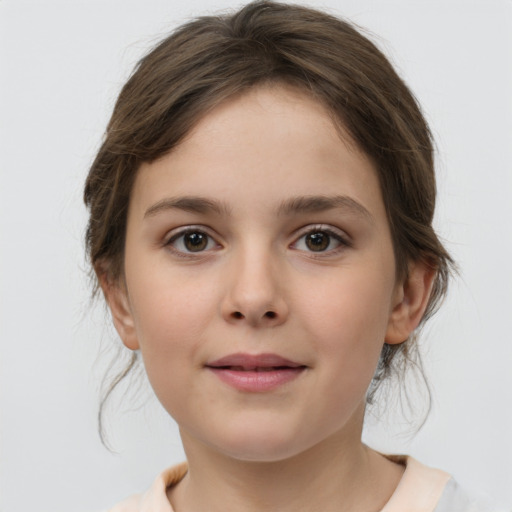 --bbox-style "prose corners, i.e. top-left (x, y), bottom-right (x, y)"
top-left (84, 0), bottom-right (453, 433)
